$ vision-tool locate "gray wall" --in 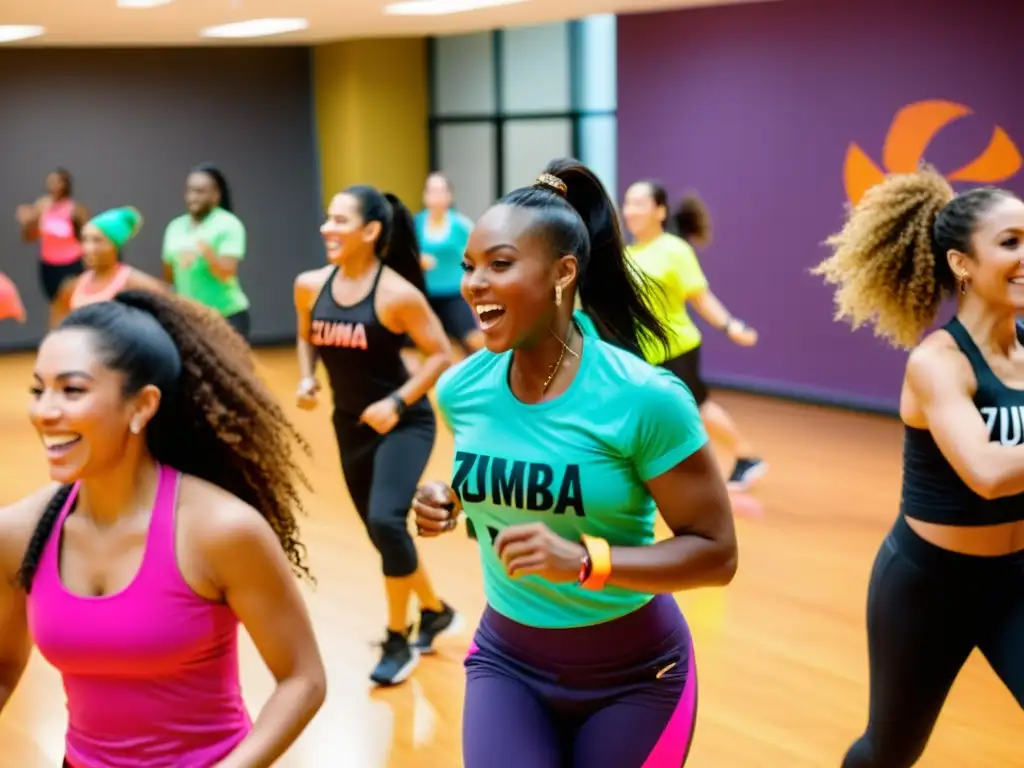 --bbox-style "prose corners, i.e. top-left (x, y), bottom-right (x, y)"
top-left (0, 47), bottom-right (323, 349)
